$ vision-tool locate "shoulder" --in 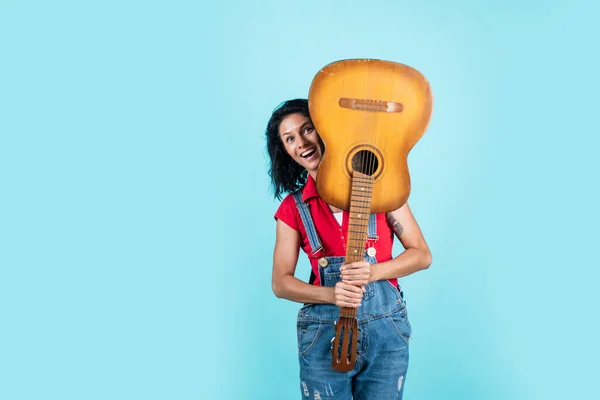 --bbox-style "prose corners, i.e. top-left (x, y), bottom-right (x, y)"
top-left (385, 202), bottom-right (412, 218)
top-left (274, 191), bottom-right (303, 231)
top-left (279, 191), bottom-right (299, 211)
top-left (382, 203), bottom-right (413, 235)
